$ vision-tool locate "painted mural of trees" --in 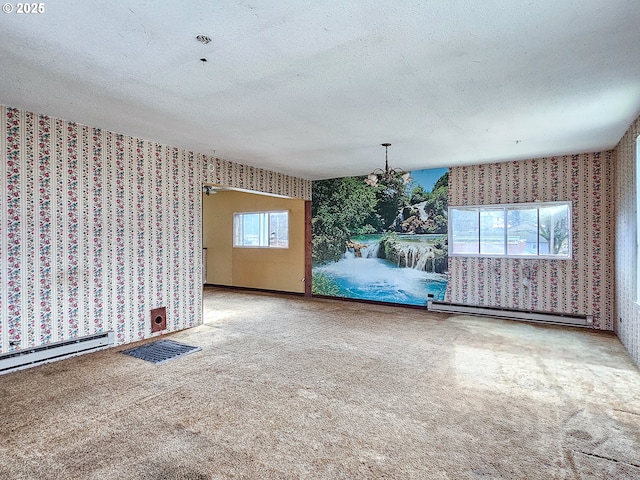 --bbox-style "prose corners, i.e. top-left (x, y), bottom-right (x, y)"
top-left (312, 176), bottom-right (378, 263)
top-left (312, 171), bottom-right (449, 264)
top-left (413, 171), bottom-right (448, 234)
